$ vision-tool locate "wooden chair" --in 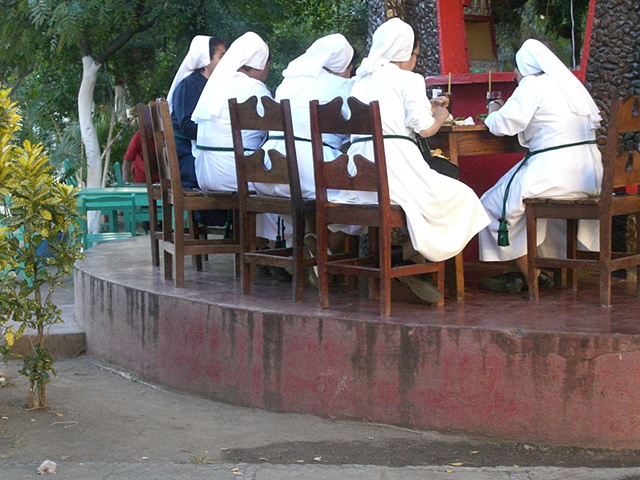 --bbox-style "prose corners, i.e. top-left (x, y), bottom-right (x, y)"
top-left (228, 95), bottom-right (315, 301)
top-left (136, 102), bottom-right (163, 266)
top-left (310, 97), bottom-right (462, 315)
top-left (525, 94), bottom-right (640, 307)
top-left (152, 99), bottom-right (240, 287)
